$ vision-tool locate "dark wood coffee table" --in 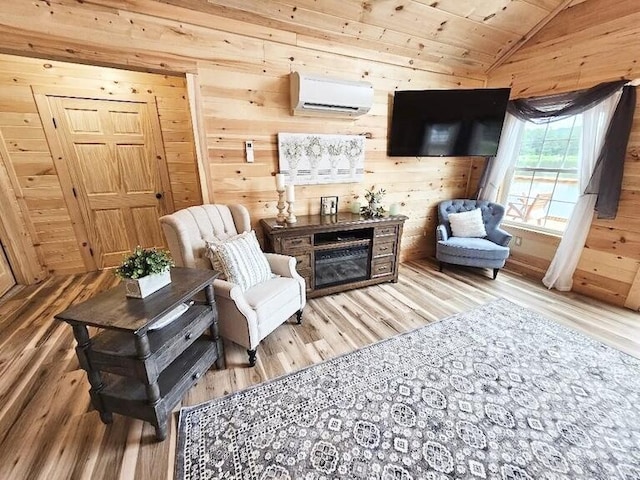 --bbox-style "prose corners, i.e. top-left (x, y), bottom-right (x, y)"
top-left (54, 267), bottom-right (224, 440)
